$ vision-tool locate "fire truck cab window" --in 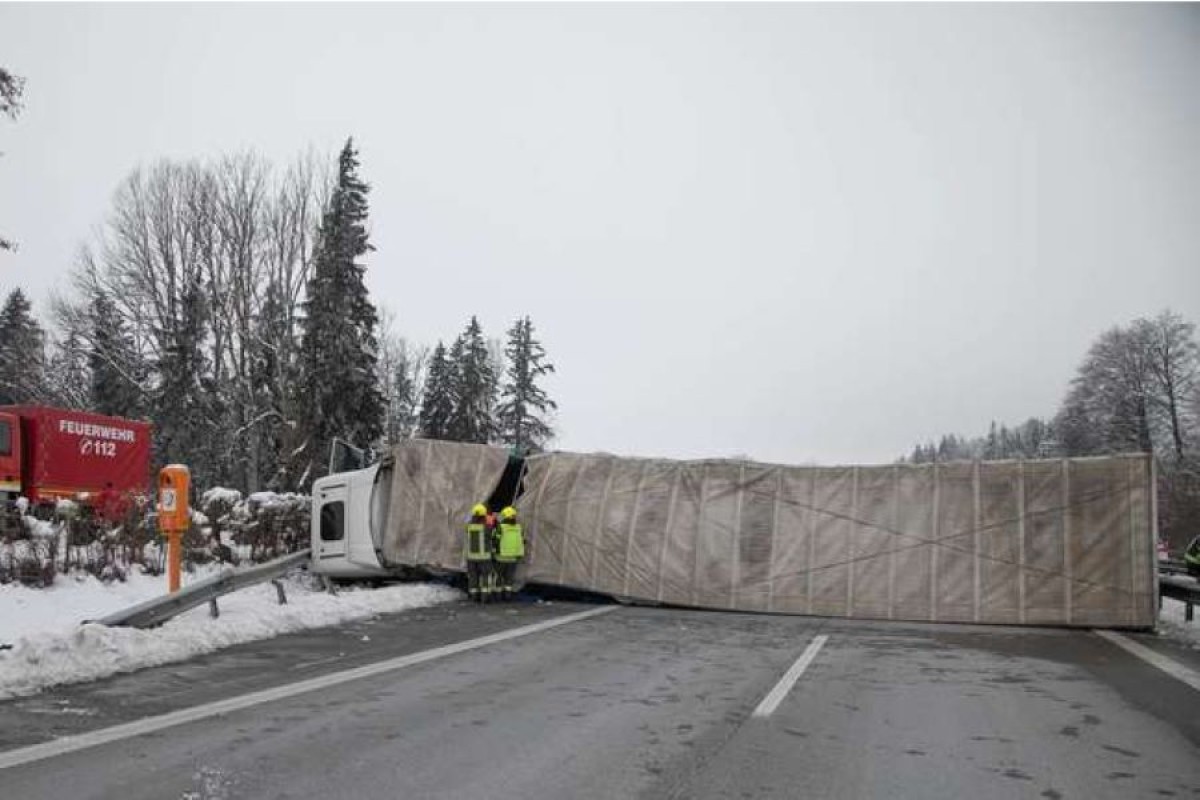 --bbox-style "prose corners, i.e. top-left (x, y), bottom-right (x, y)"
top-left (0, 420), bottom-right (10, 456)
top-left (320, 501), bottom-right (345, 542)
